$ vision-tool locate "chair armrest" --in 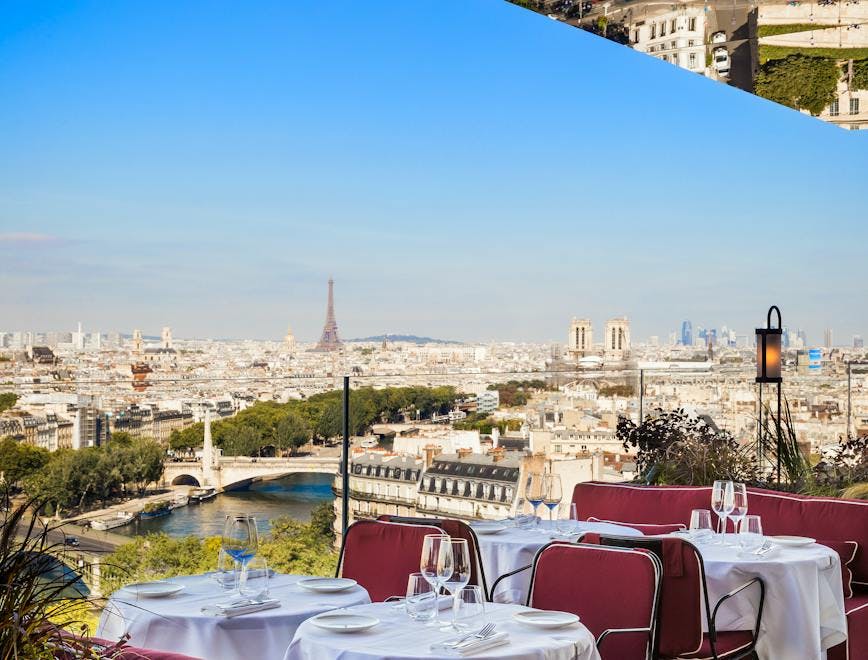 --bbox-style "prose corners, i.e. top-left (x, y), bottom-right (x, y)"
top-left (710, 577), bottom-right (765, 644)
top-left (488, 564), bottom-right (532, 602)
top-left (596, 627), bottom-right (653, 656)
